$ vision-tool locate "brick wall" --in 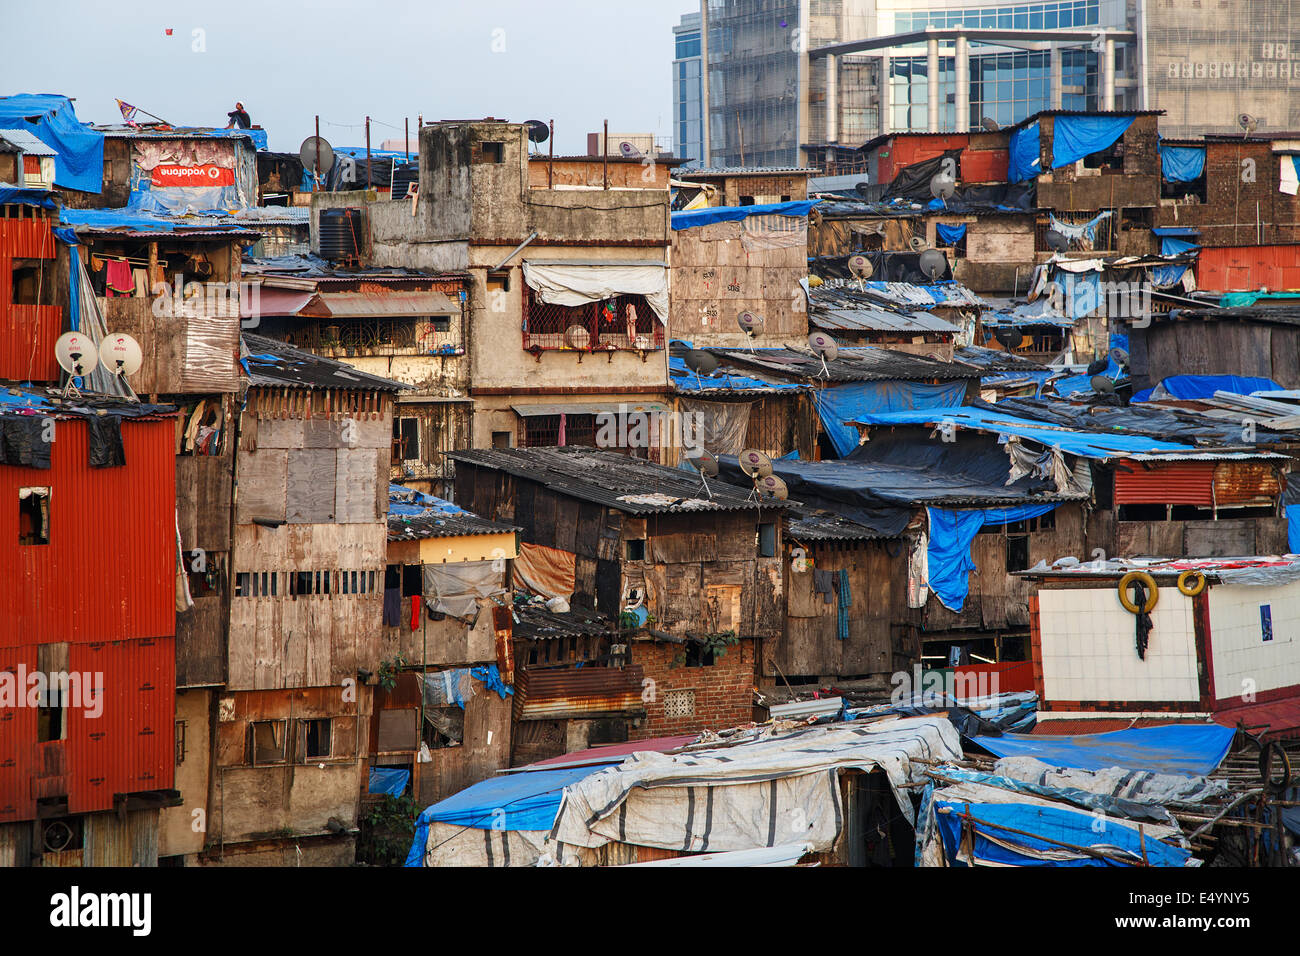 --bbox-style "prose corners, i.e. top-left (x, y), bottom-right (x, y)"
top-left (630, 638), bottom-right (755, 740)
